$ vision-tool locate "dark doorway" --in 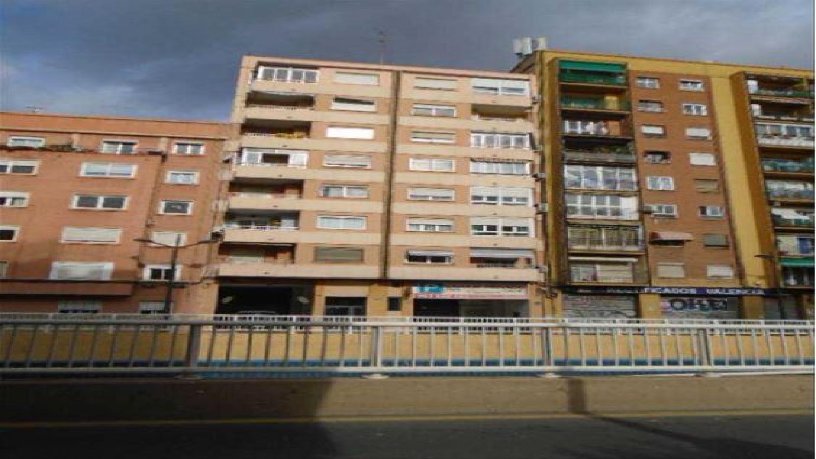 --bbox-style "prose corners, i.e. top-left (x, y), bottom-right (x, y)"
top-left (217, 285), bottom-right (310, 315)
top-left (414, 299), bottom-right (459, 317)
